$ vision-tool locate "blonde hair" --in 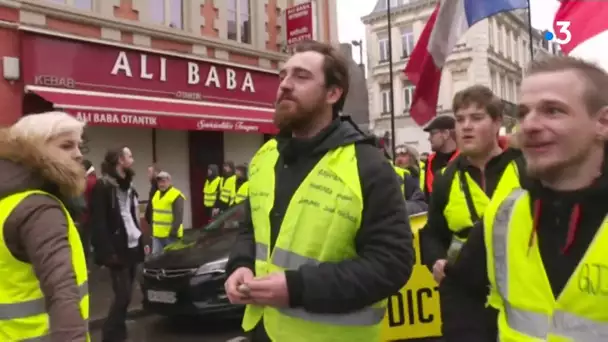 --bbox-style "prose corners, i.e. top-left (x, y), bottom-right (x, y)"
top-left (10, 111), bottom-right (85, 141)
